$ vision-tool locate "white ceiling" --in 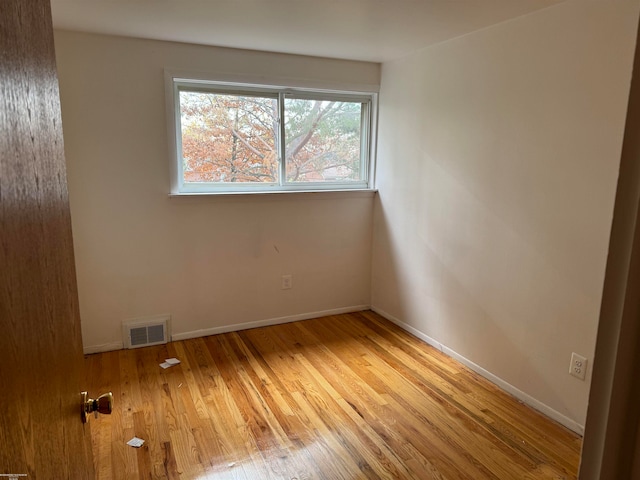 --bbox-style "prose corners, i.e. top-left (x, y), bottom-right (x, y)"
top-left (50, 0), bottom-right (563, 63)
